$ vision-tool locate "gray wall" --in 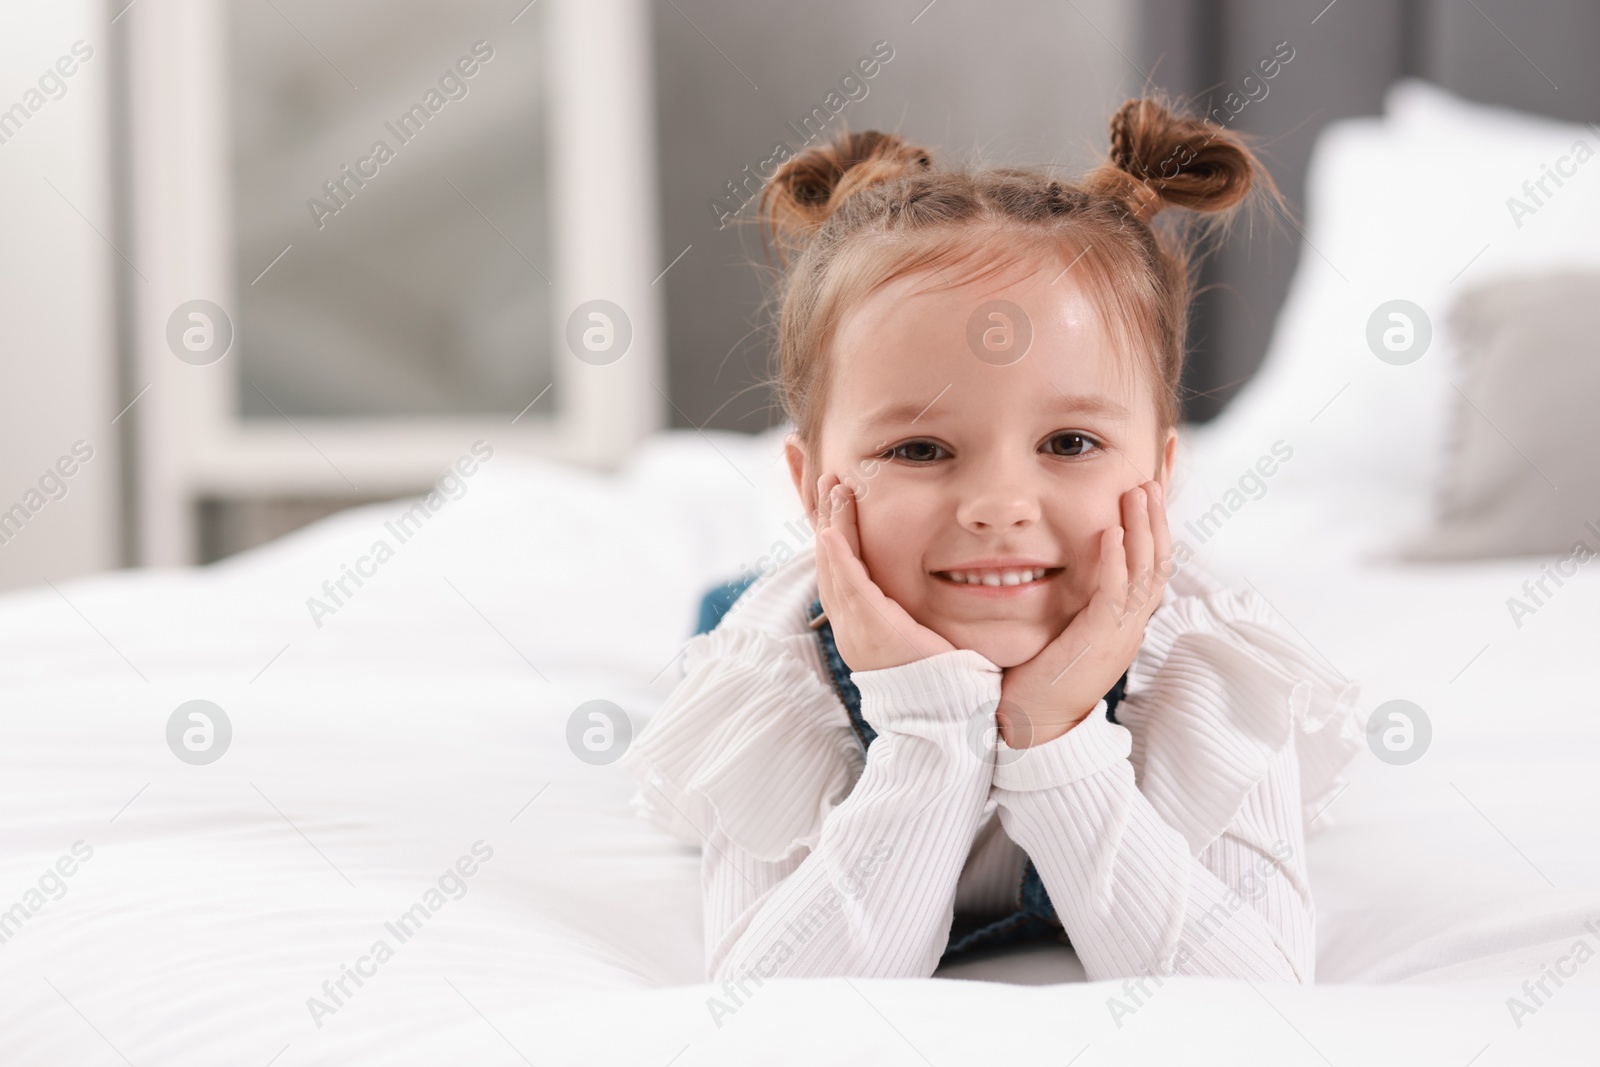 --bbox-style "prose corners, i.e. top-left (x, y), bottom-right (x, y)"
top-left (651, 0), bottom-right (1135, 432)
top-left (1424, 0), bottom-right (1600, 122)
